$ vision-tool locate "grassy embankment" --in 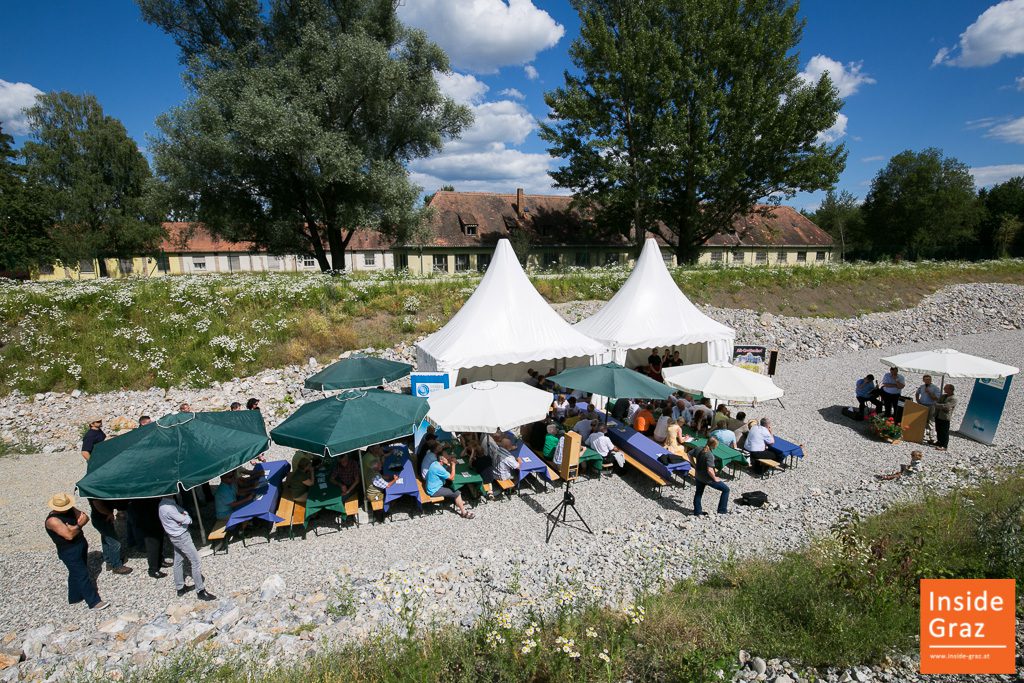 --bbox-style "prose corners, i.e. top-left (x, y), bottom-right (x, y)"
top-left (102, 470), bottom-right (1024, 683)
top-left (1, 259), bottom-right (1021, 396)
